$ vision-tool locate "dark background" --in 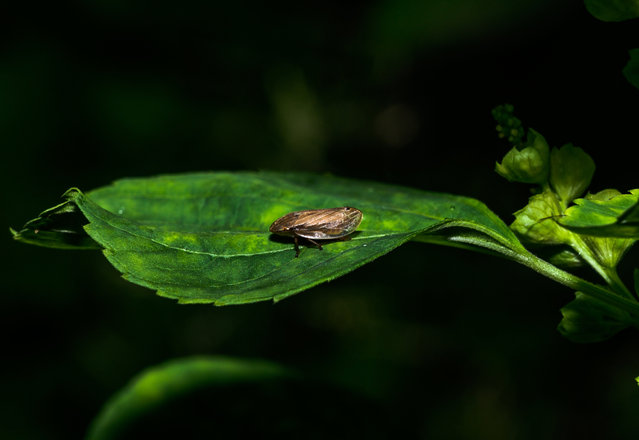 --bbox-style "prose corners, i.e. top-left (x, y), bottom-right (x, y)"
top-left (2, 0), bottom-right (639, 438)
